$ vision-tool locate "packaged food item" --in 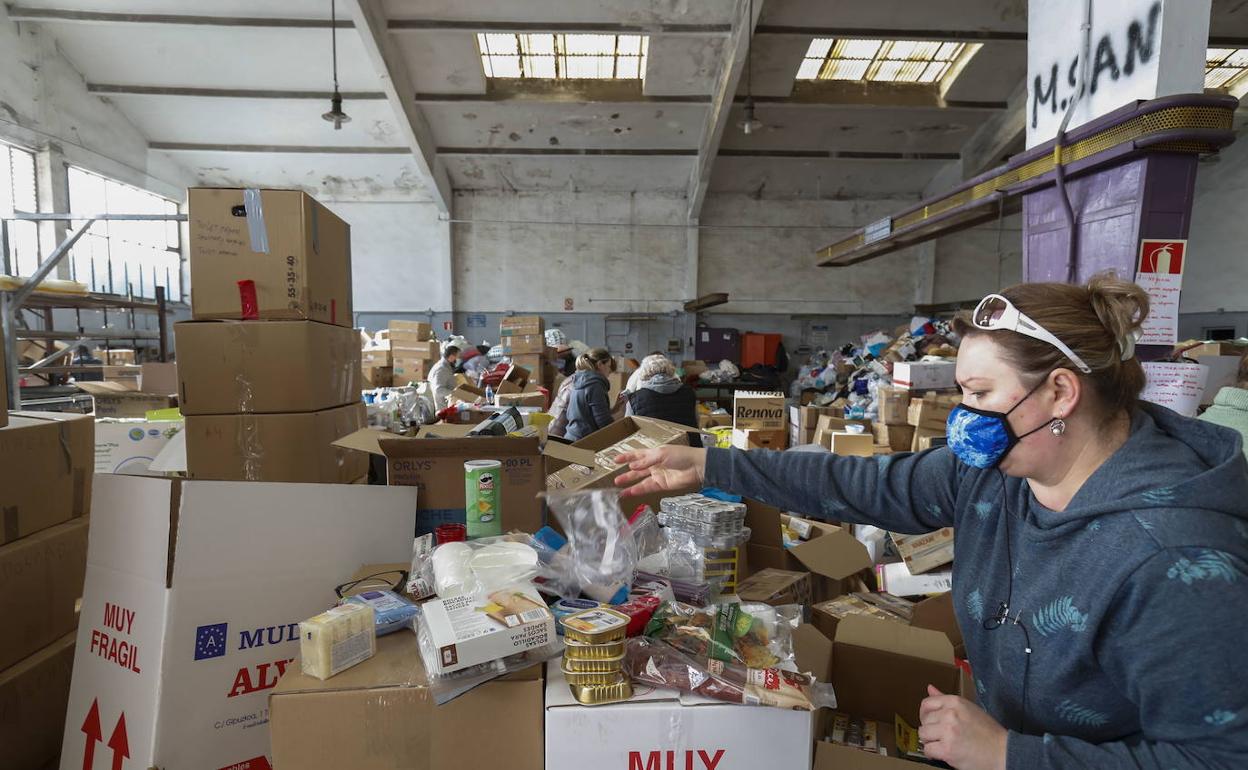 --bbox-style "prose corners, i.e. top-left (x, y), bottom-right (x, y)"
top-left (643, 600), bottom-right (799, 670)
top-left (623, 637), bottom-right (836, 711)
top-left (465, 459), bottom-right (503, 538)
top-left (417, 583), bottom-right (555, 675)
top-left (830, 713), bottom-right (884, 754)
top-left (562, 653), bottom-right (626, 673)
top-left (560, 607), bottom-right (630, 644)
top-left (570, 678), bottom-right (634, 706)
top-left (406, 533), bottom-right (437, 599)
top-left (344, 589), bottom-right (419, 636)
top-left (563, 638), bottom-right (626, 660)
top-left (299, 603), bottom-right (376, 680)
top-left (551, 598), bottom-right (603, 634)
top-left (560, 661), bottom-right (628, 686)
top-left (612, 594), bottom-right (663, 637)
